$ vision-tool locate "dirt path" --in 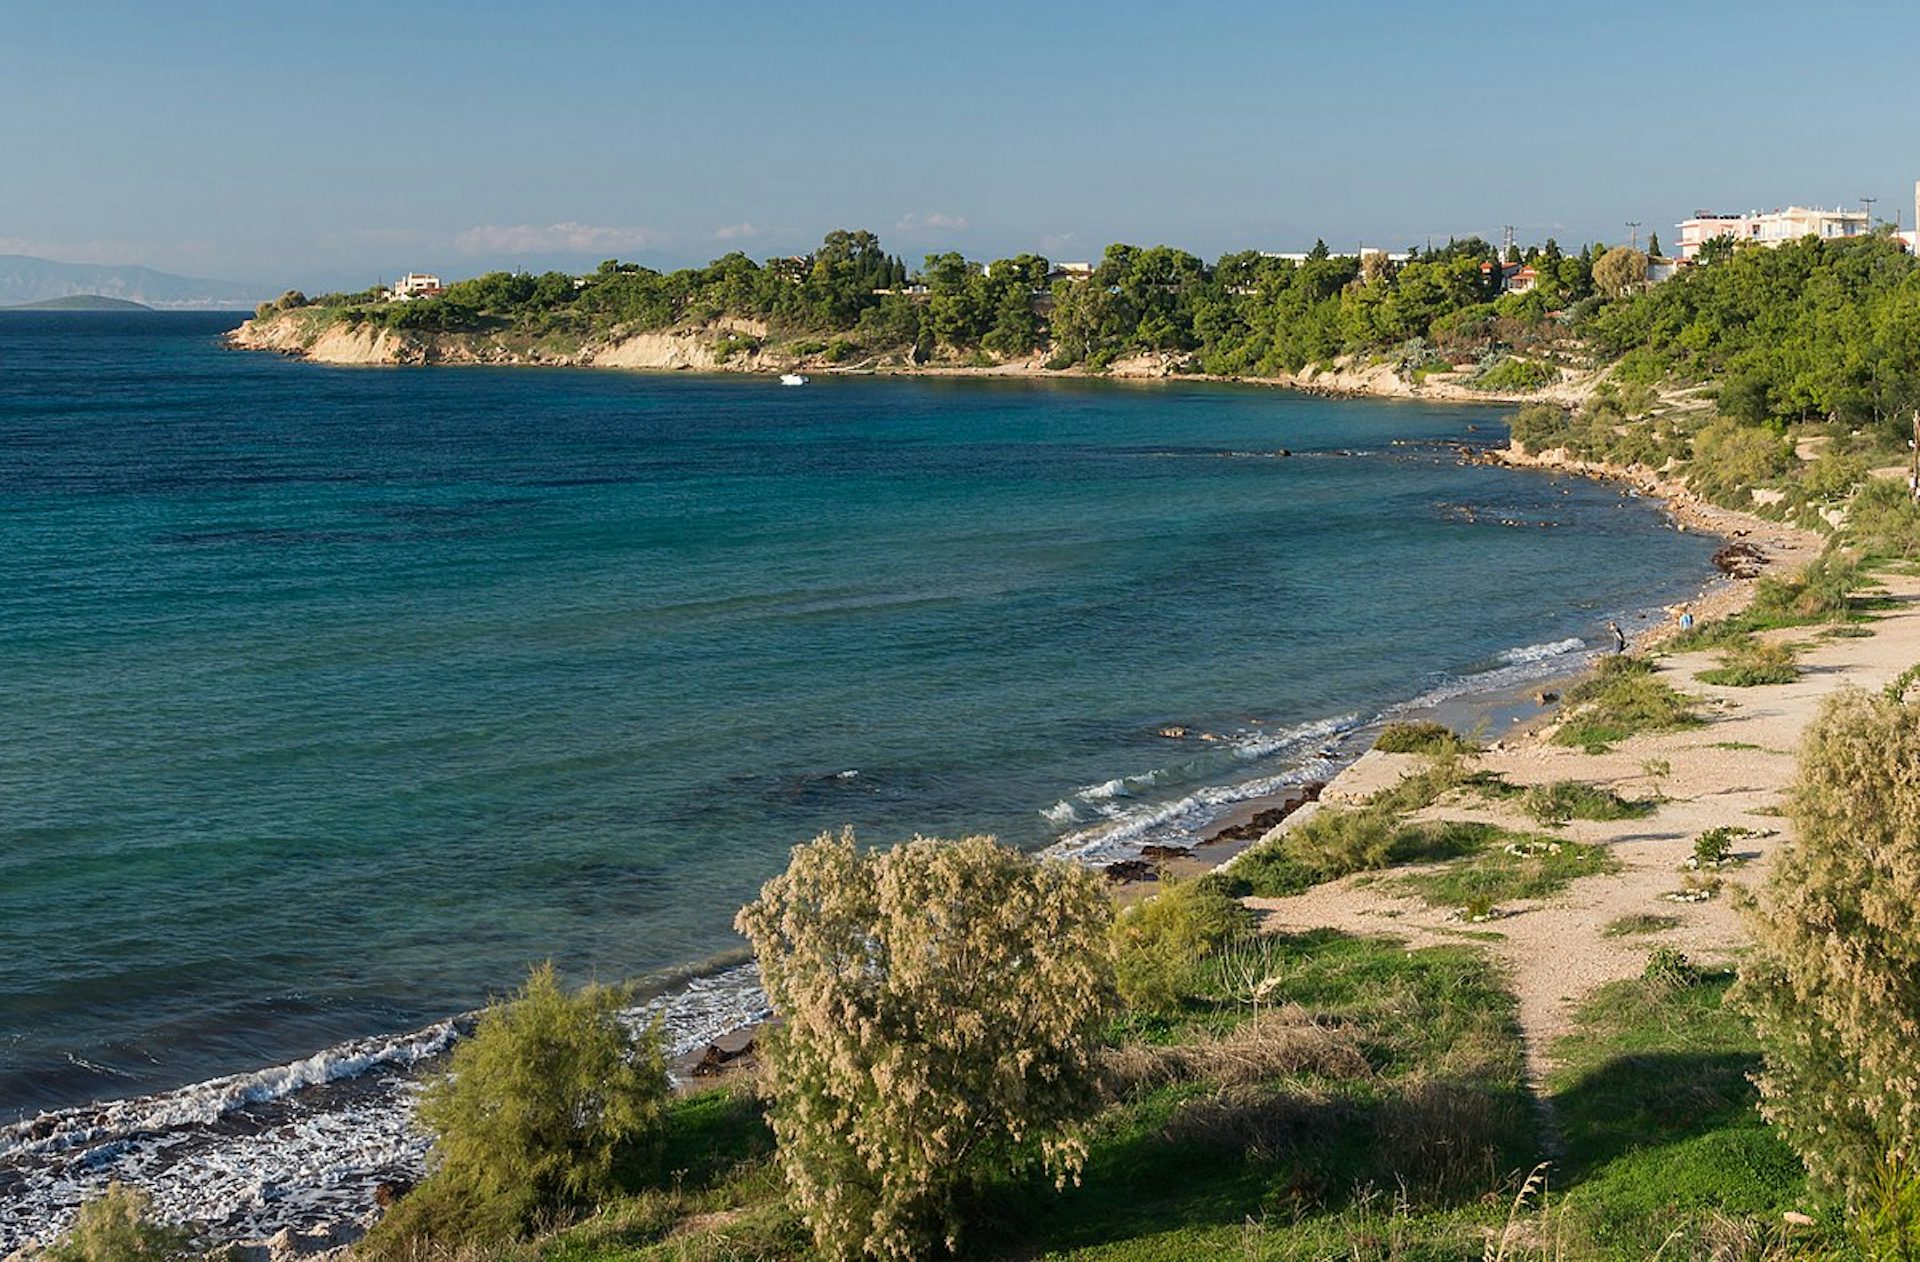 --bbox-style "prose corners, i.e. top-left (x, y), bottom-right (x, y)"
top-left (1243, 563), bottom-right (1920, 1125)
